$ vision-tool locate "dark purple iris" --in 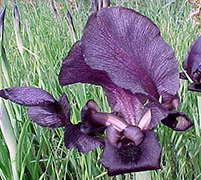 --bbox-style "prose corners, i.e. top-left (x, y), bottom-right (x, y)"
top-left (0, 5), bottom-right (193, 176)
top-left (180, 35), bottom-right (201, 92)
